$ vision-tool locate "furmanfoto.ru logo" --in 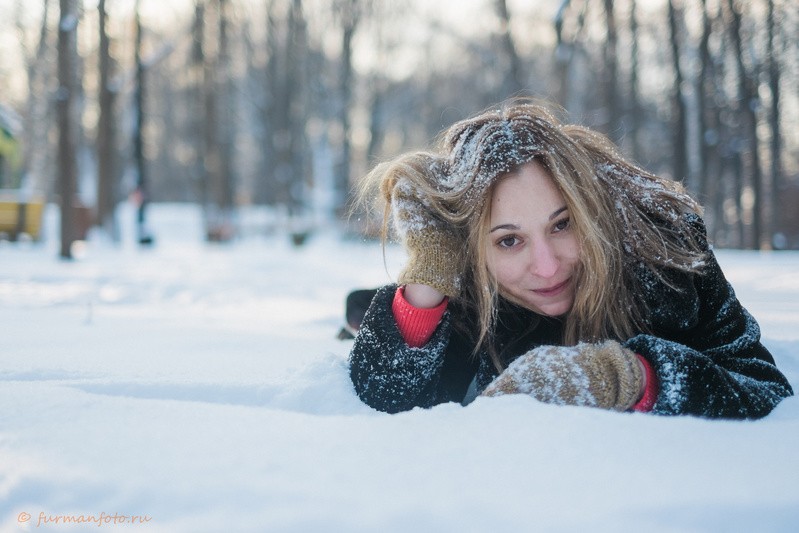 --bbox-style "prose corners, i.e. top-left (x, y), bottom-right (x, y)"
top-left (17, 511), bottom-right (152, 528)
